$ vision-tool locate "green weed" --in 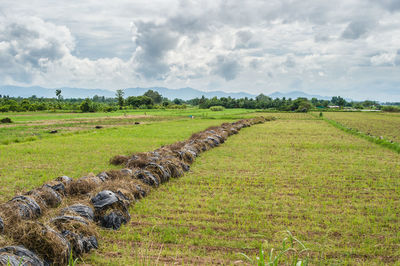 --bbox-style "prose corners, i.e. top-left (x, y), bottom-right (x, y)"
top-left (240, 231), bottom-right (309, 266)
